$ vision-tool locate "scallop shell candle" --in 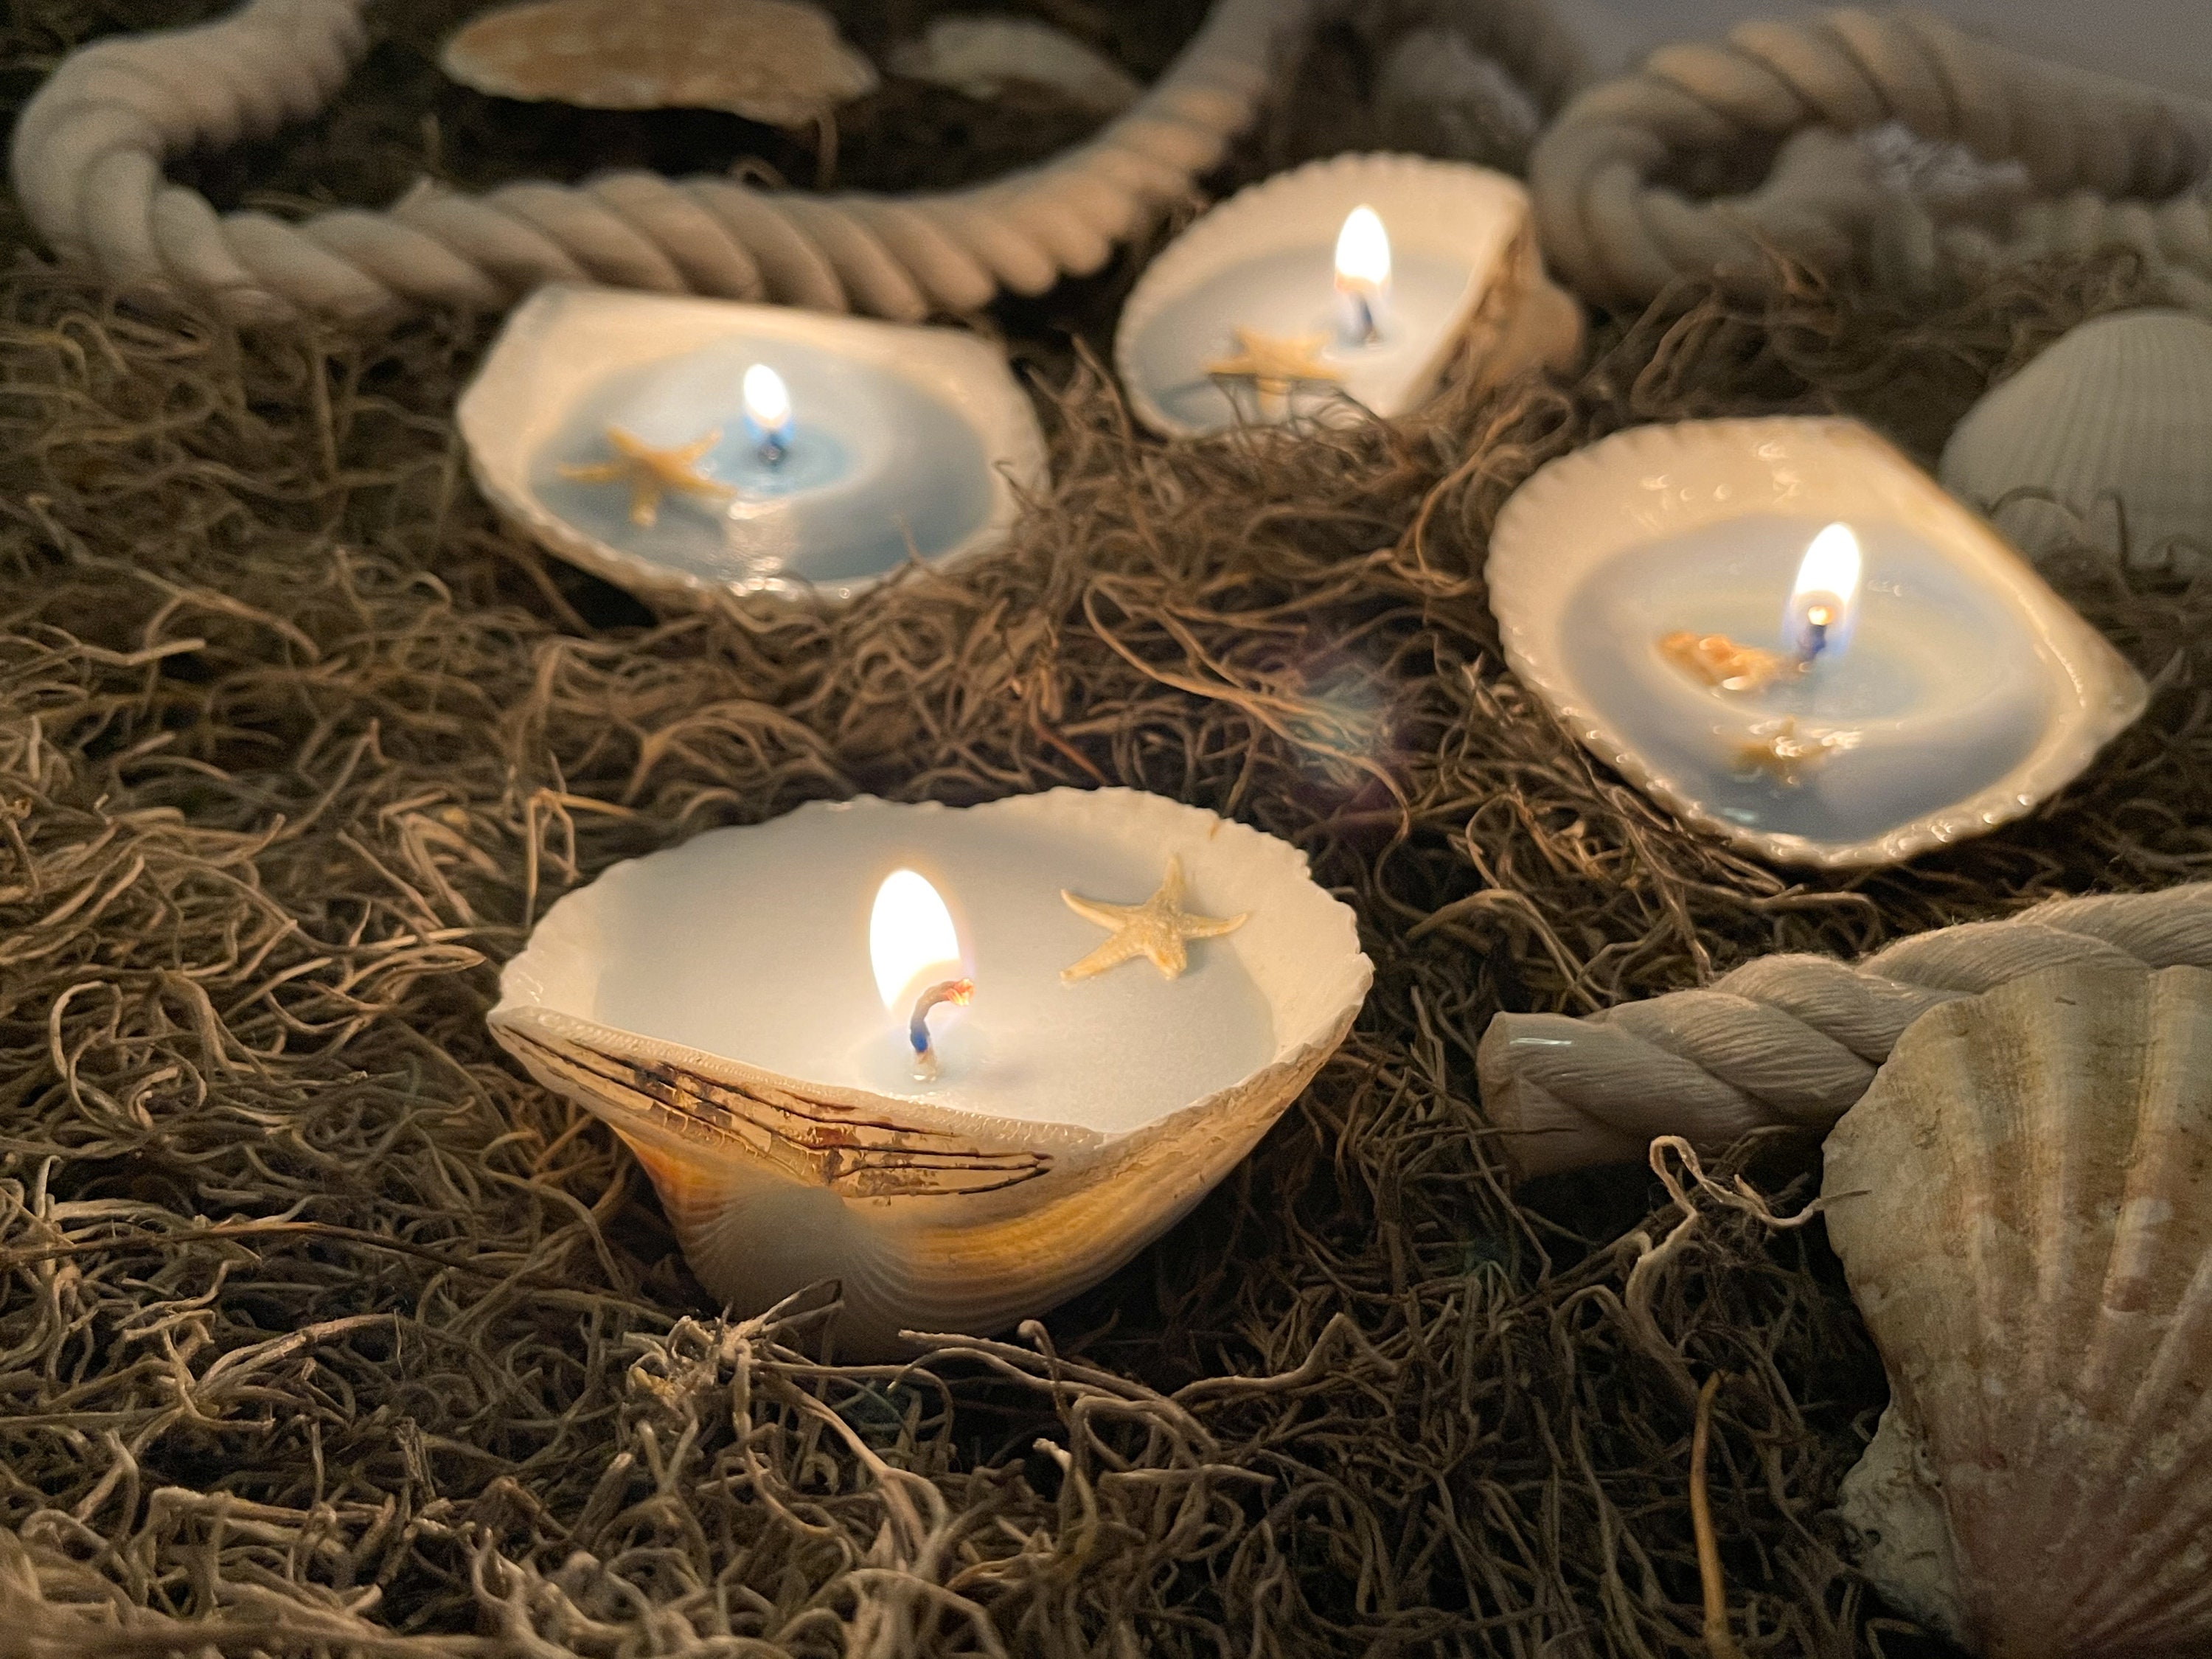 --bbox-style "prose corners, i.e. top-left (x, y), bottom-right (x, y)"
top-left (1486, 417), bottom-right (2147, 868)
top-left (490, 789), bottom-right (1372, 1356)
top-left (1114, 153), bottom-right (1582, 437)
top-left (459, 284), bottom-right (1049, 602)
